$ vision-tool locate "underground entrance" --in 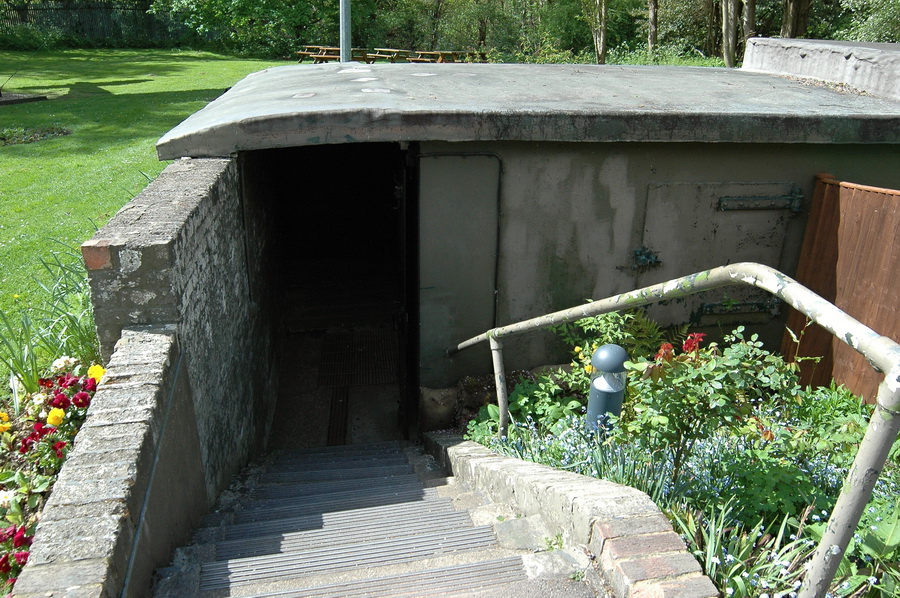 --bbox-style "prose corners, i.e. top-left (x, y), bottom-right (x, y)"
top-left (244, 142), bottom-right (419, 448)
